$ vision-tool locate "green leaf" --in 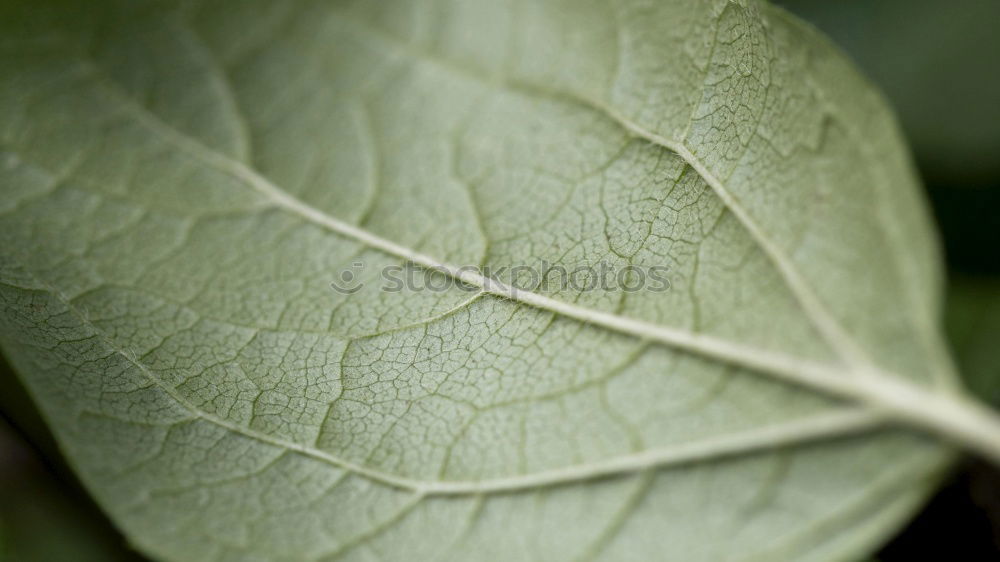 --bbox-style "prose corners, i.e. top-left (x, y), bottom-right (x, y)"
top-left (946, 278), bottom-right (1000, 406)
top-left (1, 1), bottom-right (997, 560)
